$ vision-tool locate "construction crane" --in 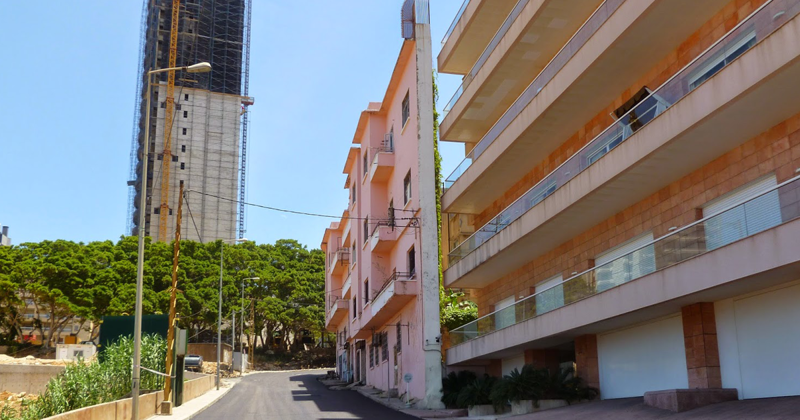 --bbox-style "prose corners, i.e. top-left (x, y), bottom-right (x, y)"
top-left (238, 0), bottom-right (254, 239)
top-left (159, 0), bottom-right (181, 241)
